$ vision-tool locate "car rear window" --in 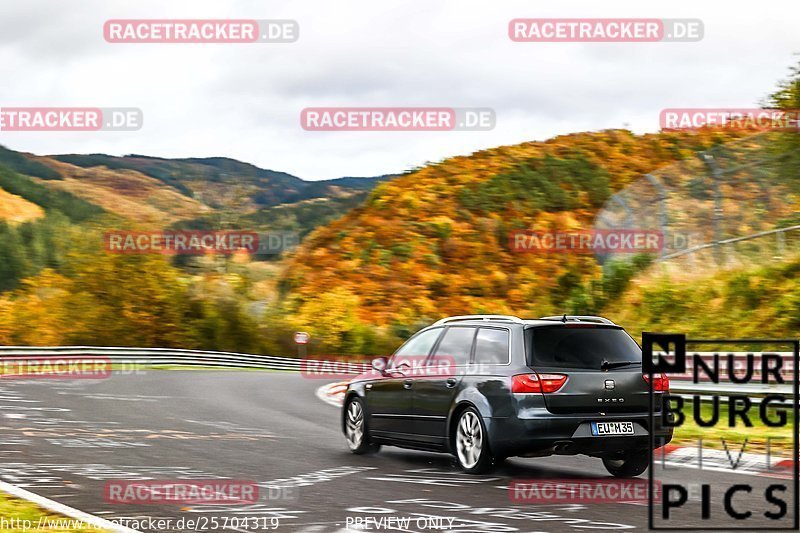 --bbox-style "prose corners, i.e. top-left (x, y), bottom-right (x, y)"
top-left (525, 325), bottom-right (641, 370)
